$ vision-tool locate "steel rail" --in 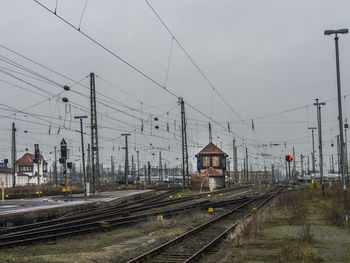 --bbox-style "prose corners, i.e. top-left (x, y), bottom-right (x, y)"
top-left (0, 187), bottom-right (256, 248)
top-left (183, 186), bottom-right (285, 262)
top-left (0, 197), bottom-right (251, 248)
top-left (125, 186), bottom-right (284, 263)
top-left (0, 185), bottom-right (250, 235)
